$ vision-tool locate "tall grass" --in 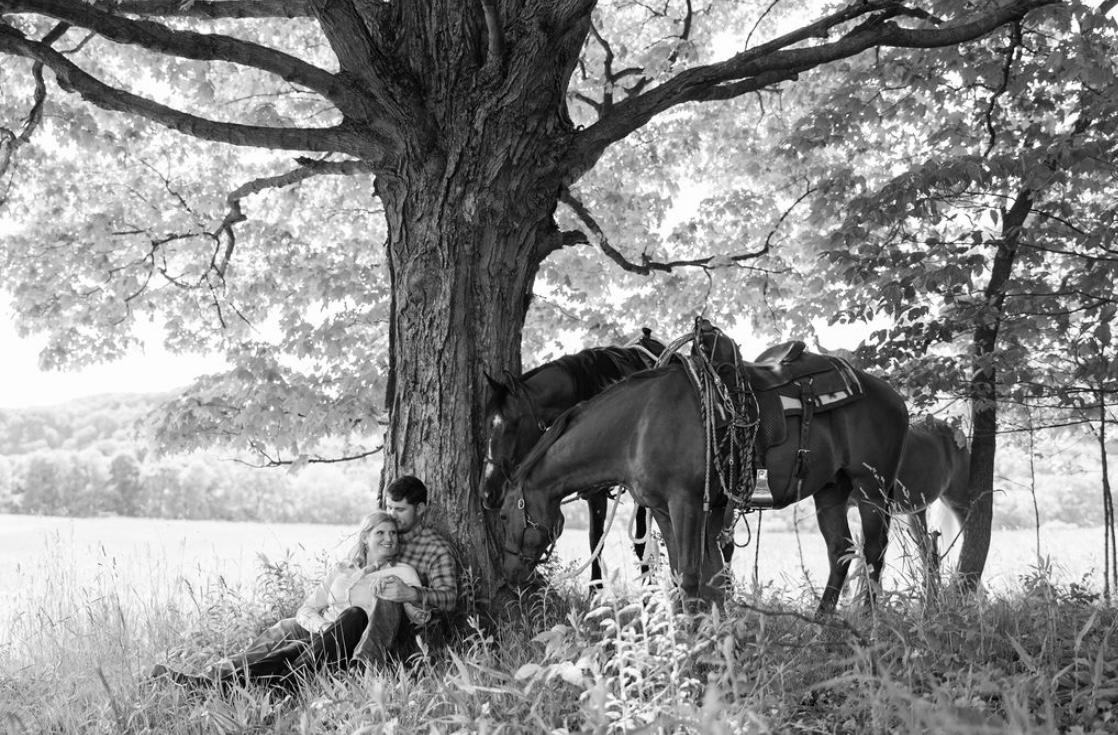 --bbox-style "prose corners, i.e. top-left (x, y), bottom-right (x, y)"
top-left (2, 540), bottom-right (1116, 734)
